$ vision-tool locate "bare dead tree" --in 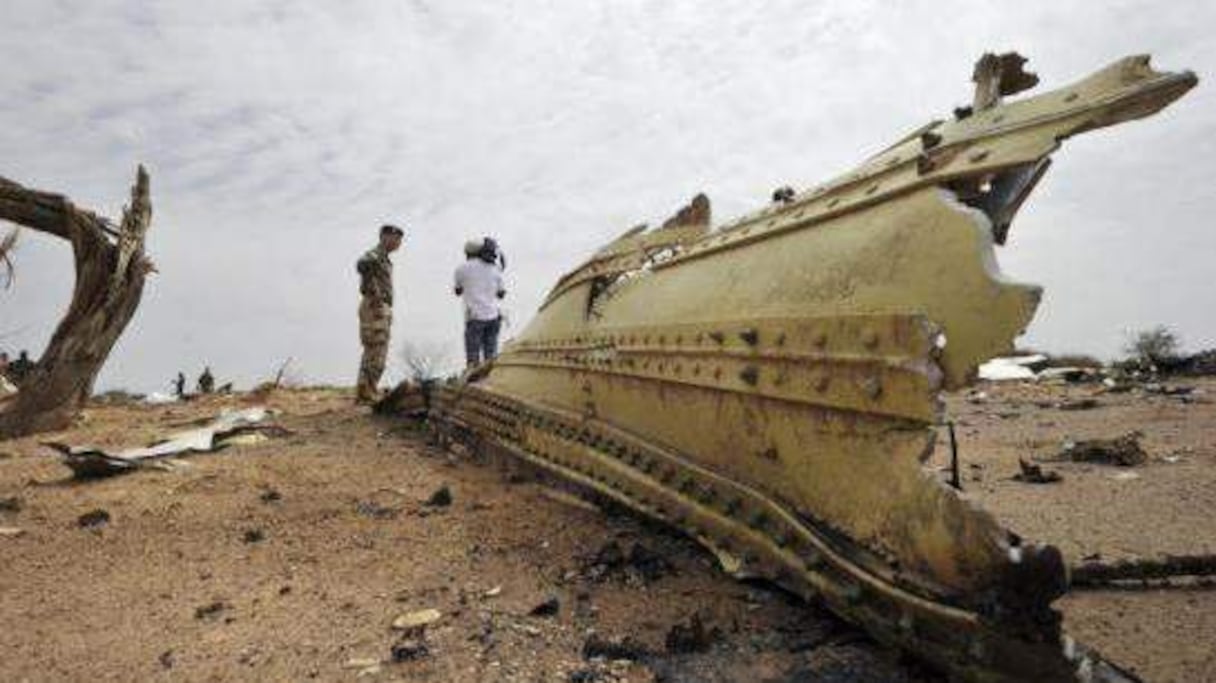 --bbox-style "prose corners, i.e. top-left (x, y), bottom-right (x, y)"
top-left (271, 356), bottom-right (294, 388)
top-left (0, 167), bottom-right (154, 438)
